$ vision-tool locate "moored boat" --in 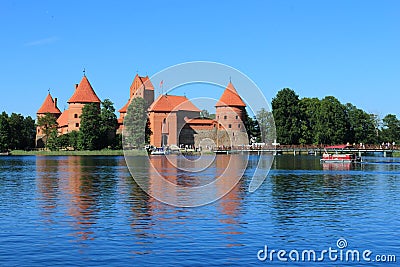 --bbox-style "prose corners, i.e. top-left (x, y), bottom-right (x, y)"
top-left (320, 144), bottom-right (361, 163)
top-left (150, 147), bottom-right (170, 155)
top-left (320, 153), bottom-right (361, 163)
